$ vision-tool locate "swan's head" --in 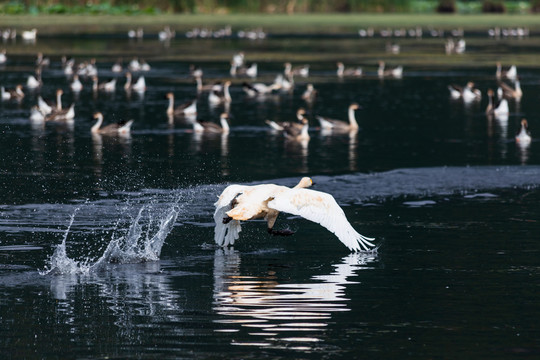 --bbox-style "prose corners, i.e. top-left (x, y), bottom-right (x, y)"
top-left (56, 89), bottom-right (63, 95)
top-left (487, 88), bottom-right (494, 97)
top-left (166, 92), bottom-right (174, 99)
top-left (296, 177), bottom-right (314, 189)
top-left (220, 113), bottom-right (229, 119)
top-left (521, 118), bottom-right (528, 128)
top-left (350, 103), bottom-right (360, 110)
top-left (466, 81), bottom-right (475, 88)
top-left (93, 112), bottom-right (103, 120)
top-left (297, 108), bottom-right (306, 116)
